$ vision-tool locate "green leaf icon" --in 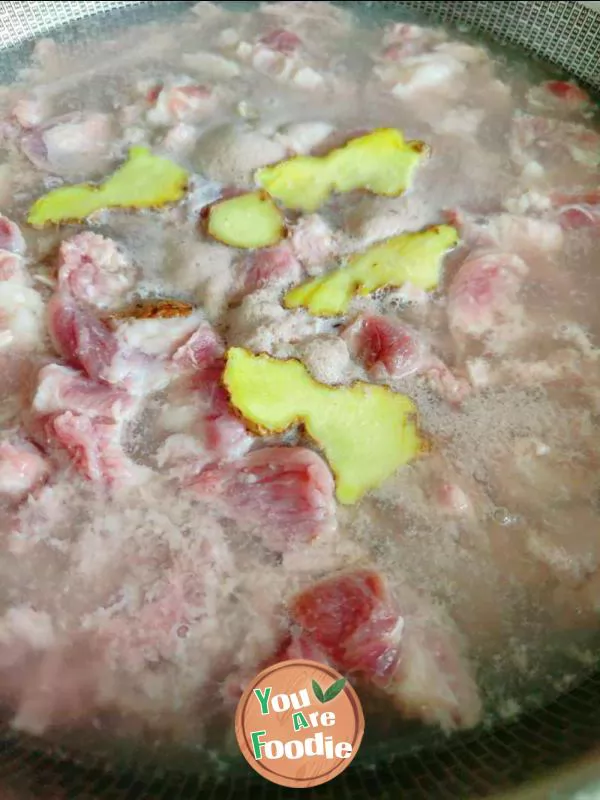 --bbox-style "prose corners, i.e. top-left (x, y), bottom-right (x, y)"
top-left (323, 677), bottom-right (346, 702)
top-left (312, 679), bottom-right (325, 703)
top-left (312, 677), bottom-right (347, 703)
